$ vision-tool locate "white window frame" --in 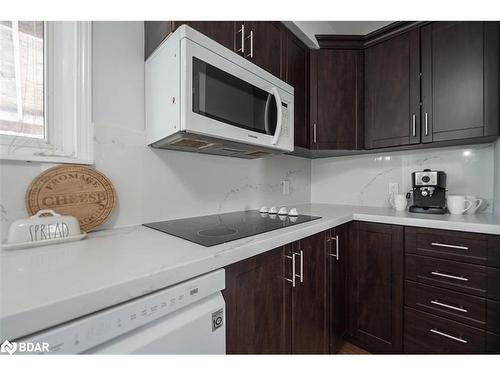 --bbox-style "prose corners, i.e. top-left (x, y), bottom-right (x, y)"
top-left (0, 21), bottom-right (93, 164)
